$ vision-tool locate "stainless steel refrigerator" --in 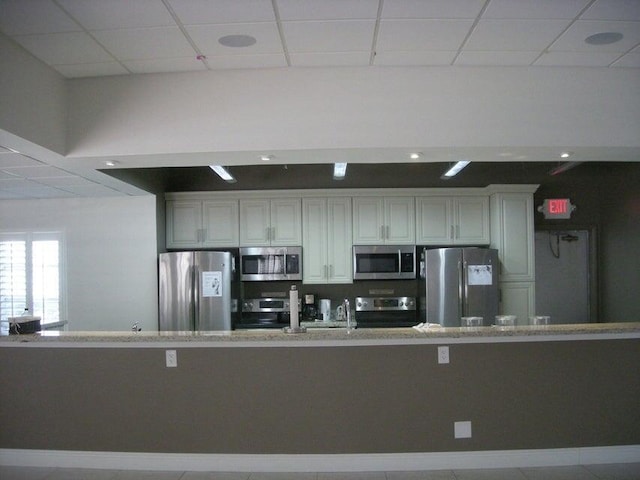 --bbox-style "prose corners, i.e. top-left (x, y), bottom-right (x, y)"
top-left (419, 247), bottom-right (499, 327)
top-left (159, 251), bottom-right (235, 331)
